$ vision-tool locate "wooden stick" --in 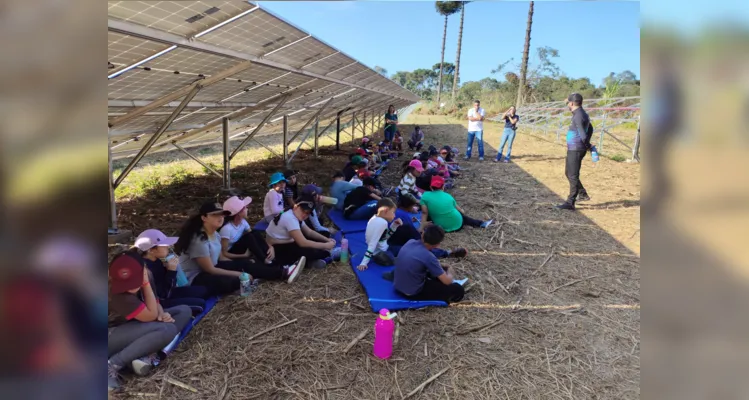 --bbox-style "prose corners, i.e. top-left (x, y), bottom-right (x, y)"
top-left (164, 377), bottom-right (198, 393)
top-left (550, 275), bottom-right (601, 293)
top-left (247, 318), bottom-right (298, 341)
top-left (332, 294), bottom-right (361, 304)
top-left (402, 367), bottom-right (450, 399)
top-left (343, 328), bottom-right (369, 353)
top-left (499, 231), bottom-right (505, 249)
top-left (533, 249), bottom-right (554, 275)
top-left (457, 318), bottom-right (504, 335)
top-left (333, 319), bottom-right (345, 333)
